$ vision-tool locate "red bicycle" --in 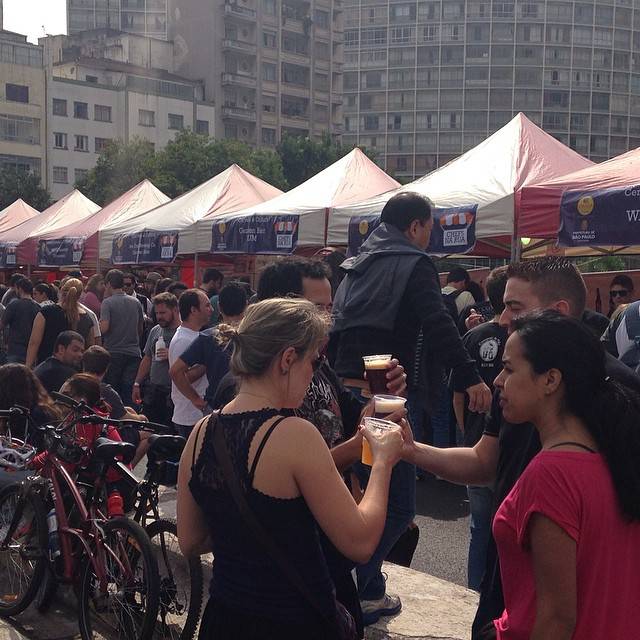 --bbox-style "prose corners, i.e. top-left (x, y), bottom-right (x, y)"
top-left (0, 402), bottom-right (160, 640)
